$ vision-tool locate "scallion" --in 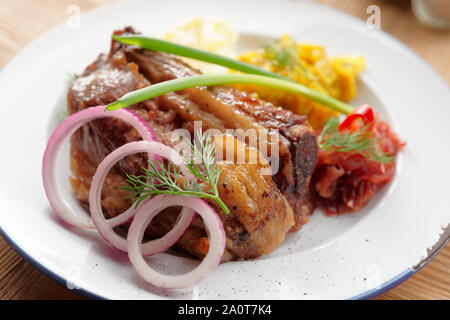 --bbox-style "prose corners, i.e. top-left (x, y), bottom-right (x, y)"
top-left (112, 34), bottom-right (289, 81)
top-left (106, 74), bottom-right (352, 114)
